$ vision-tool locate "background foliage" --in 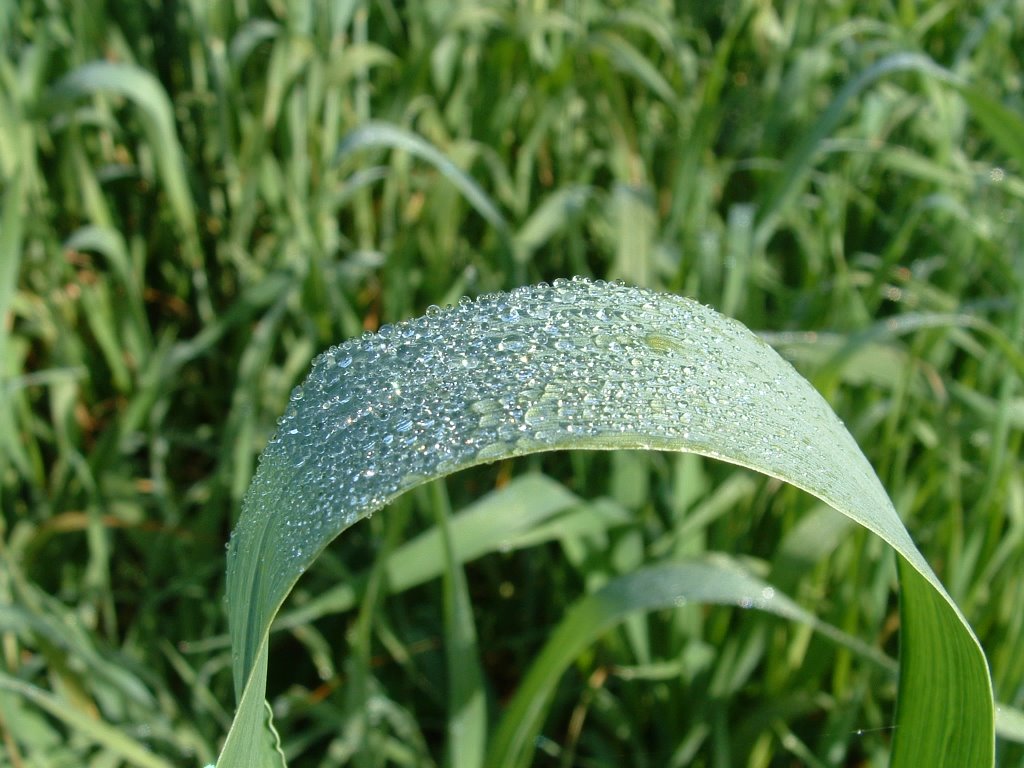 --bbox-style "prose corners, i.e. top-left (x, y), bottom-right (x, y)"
top-left (1, 0), bottom-right (1022, 766)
